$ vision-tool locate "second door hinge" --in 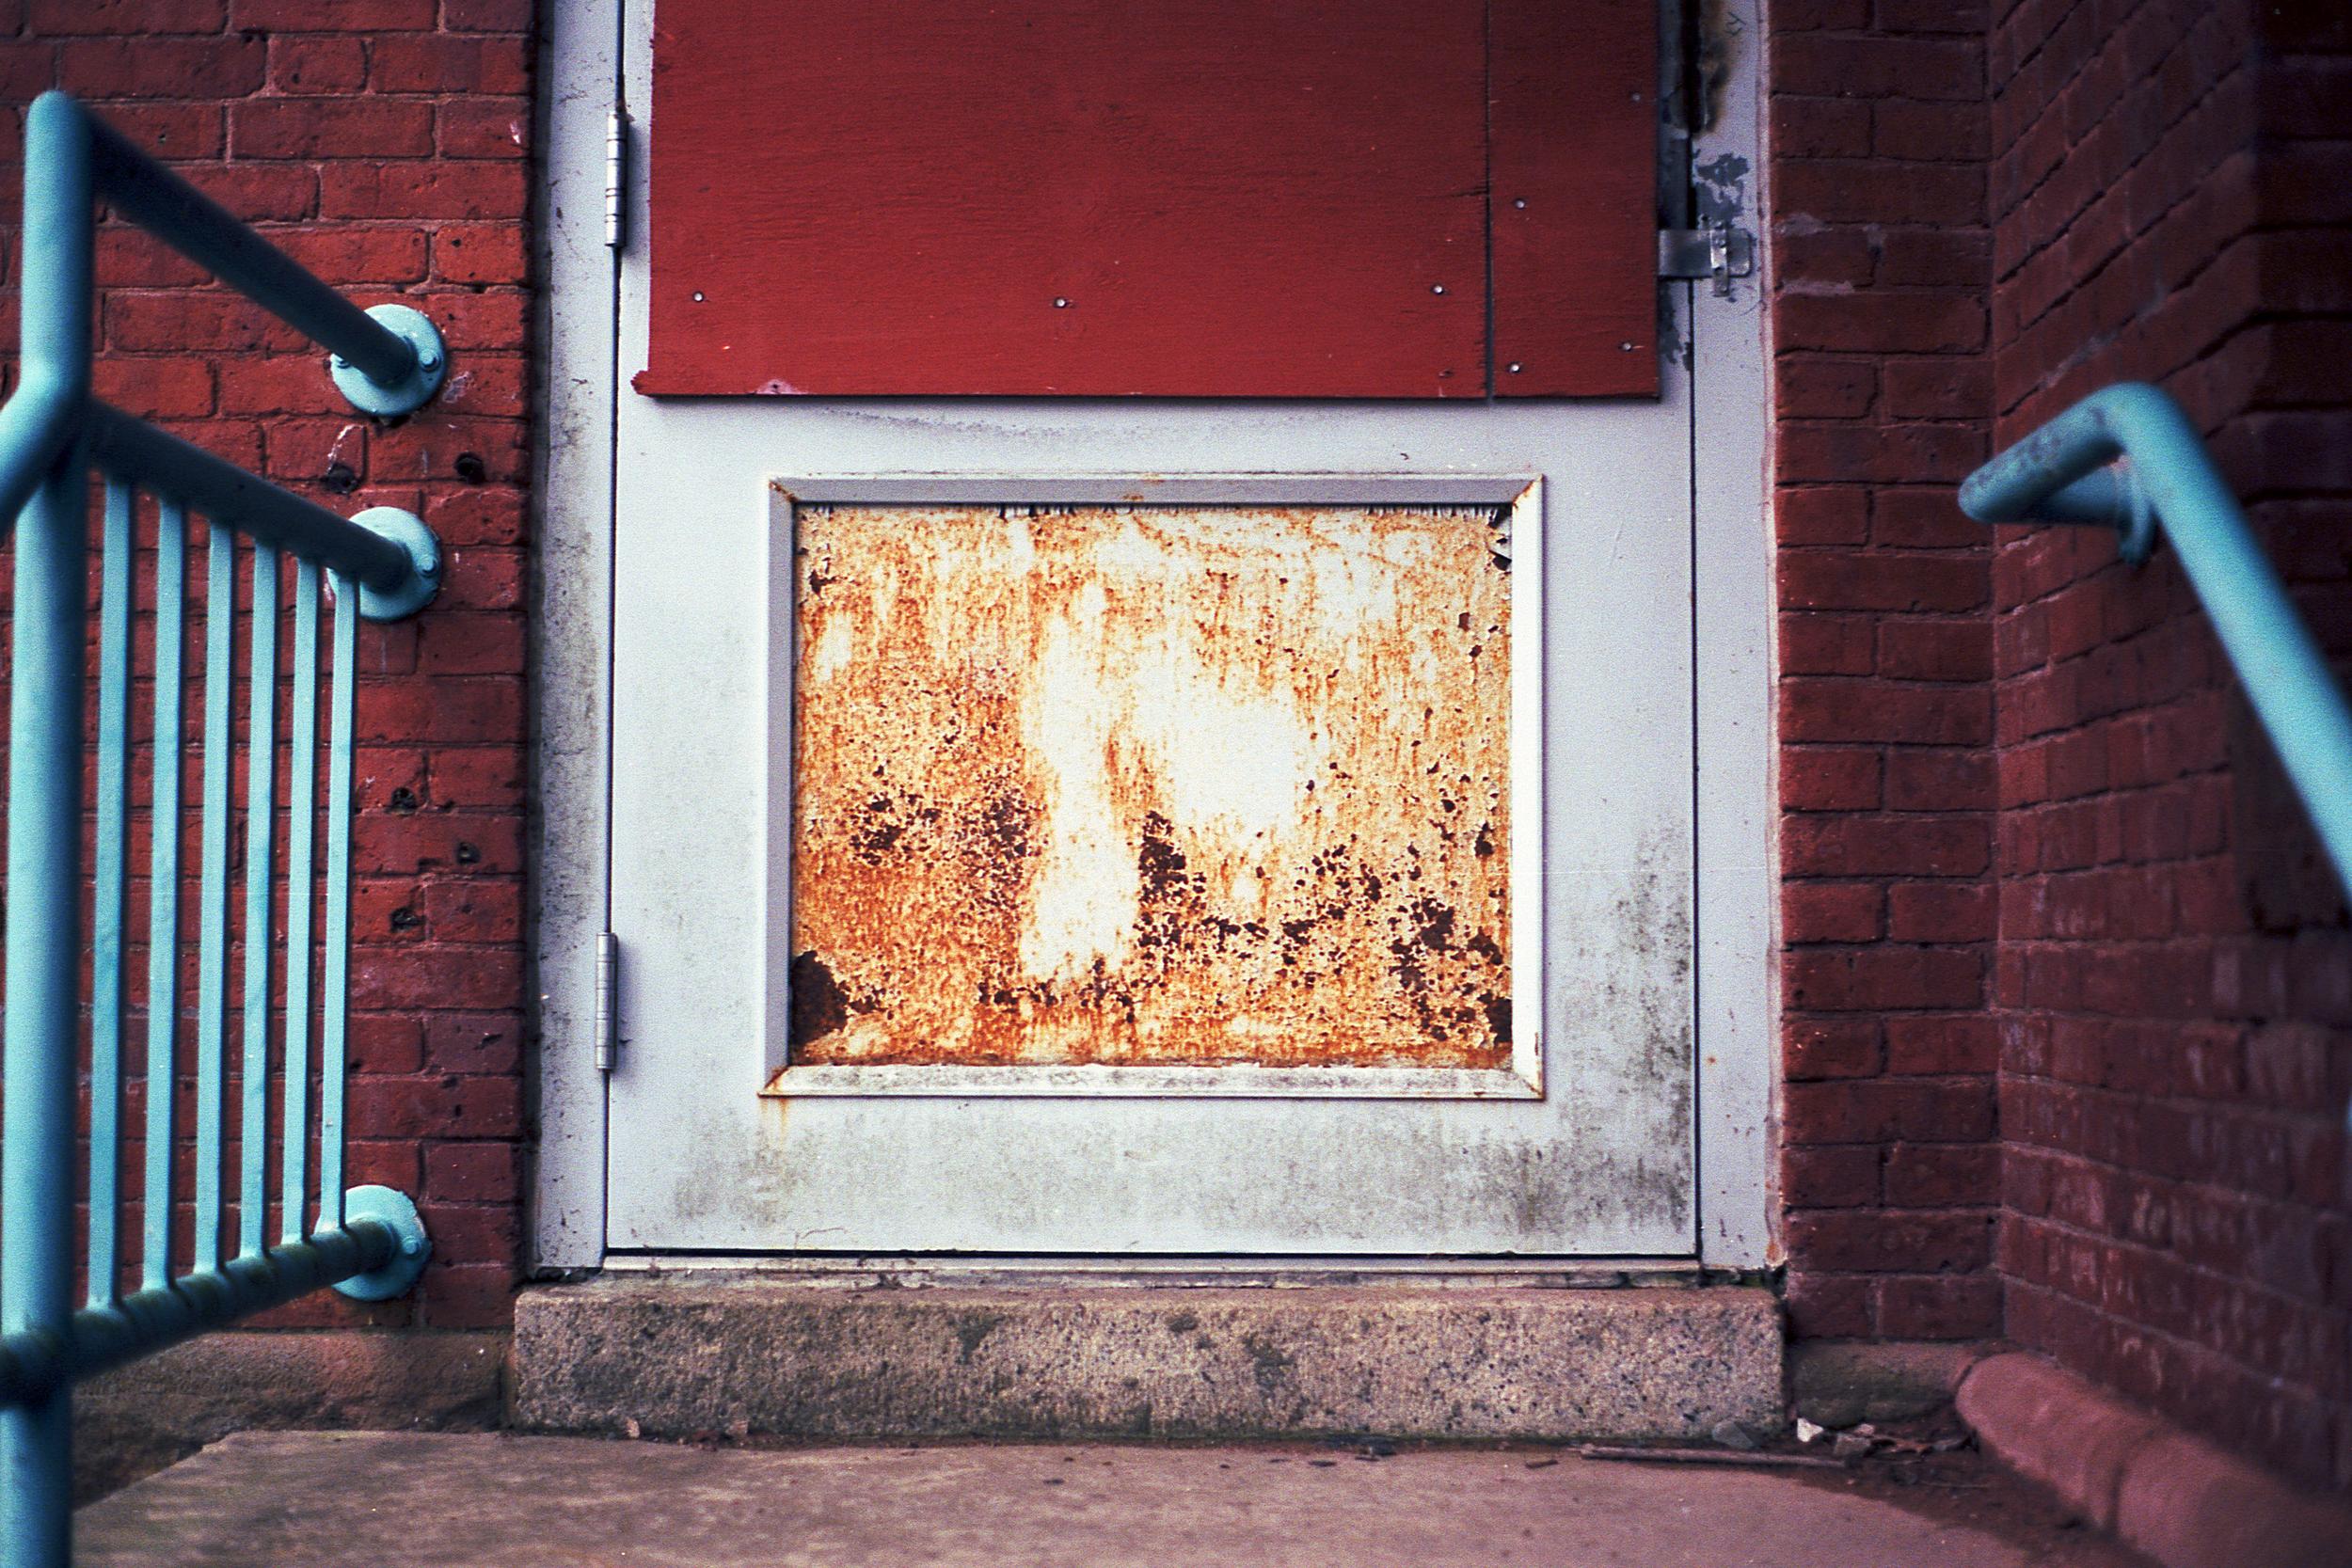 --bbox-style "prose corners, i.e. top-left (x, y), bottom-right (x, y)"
top-left (604, 108), bottom-right (628, 249)
top-left (1658, 222), bottom-right (1756, 298)
top-left (594, 930), bottom-right (621, 1072)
